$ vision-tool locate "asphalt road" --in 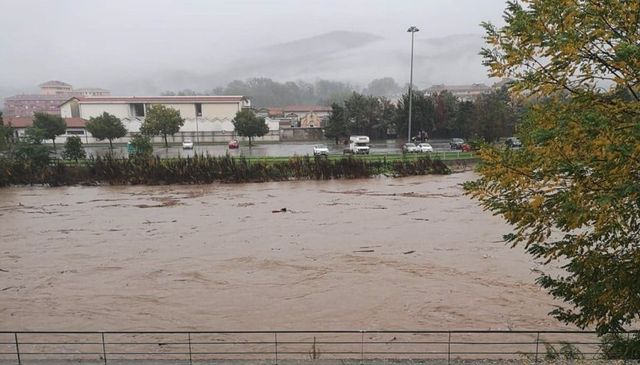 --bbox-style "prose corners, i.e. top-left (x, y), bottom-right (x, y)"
top-left (60, 140), bottom-right (455, 159)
